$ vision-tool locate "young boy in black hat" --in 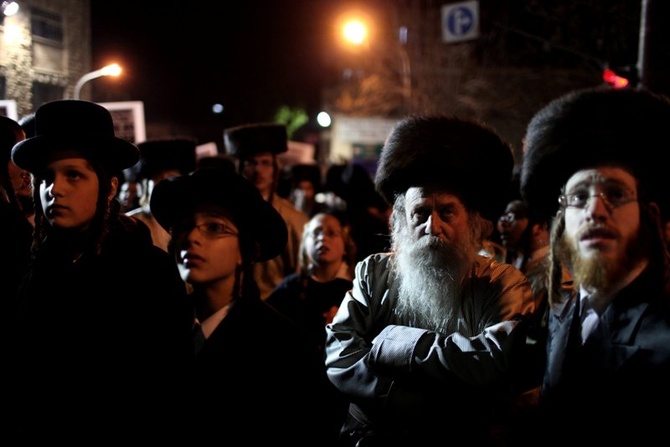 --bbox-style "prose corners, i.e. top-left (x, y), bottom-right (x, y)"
top-left (7, 100), bottom-right (192, 442)
top-left (151, 166), bottom-right (335, 445)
